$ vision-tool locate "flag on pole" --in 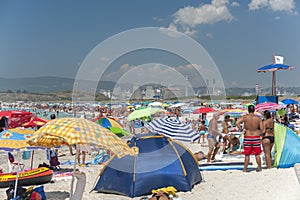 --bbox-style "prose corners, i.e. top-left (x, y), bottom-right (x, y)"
top-left (274, 55), bottom-right (284, 64)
